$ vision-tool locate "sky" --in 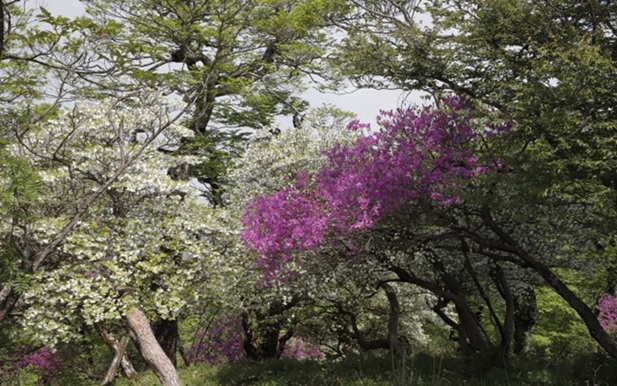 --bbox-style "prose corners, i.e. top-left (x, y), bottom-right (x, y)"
top-left (39, 0), bottom-right (420, 127)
